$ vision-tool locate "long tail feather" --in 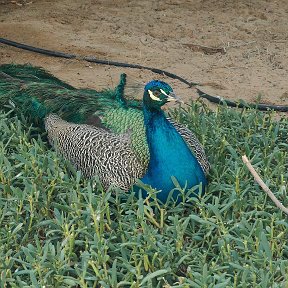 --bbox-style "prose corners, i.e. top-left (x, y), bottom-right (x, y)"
top-left (0, 64), bottom-right (74, 88)
top-left (0, 64), bottom-right (135, 125)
